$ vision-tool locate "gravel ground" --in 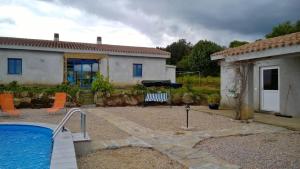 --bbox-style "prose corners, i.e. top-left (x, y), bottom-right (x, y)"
top-left (77, 147), bottom-right (187, 169)
top-left (101, 106), bottom-right (245, 132)
top-left (195, 132), bottom-right (300, 169)
top-left (0, 108), bottom-right (130, 140)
